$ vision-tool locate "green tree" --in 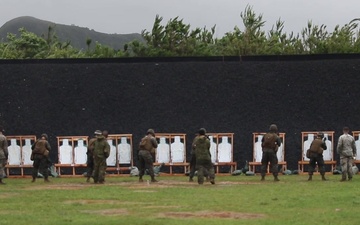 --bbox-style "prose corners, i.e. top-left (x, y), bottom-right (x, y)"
top-left (129, 15), bottom-right (217, 57)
